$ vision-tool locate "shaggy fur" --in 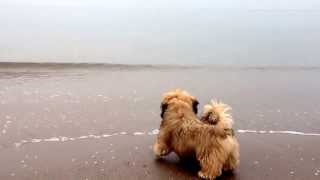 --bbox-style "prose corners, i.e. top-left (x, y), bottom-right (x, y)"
top-left (200, 100), bottom-right (240, 173)
top-left (153, 89), bottom-right (231, 179)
